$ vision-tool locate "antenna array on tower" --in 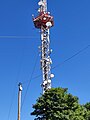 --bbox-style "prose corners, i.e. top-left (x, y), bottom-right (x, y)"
top-left (33, 0), bottom-right (54, 93)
